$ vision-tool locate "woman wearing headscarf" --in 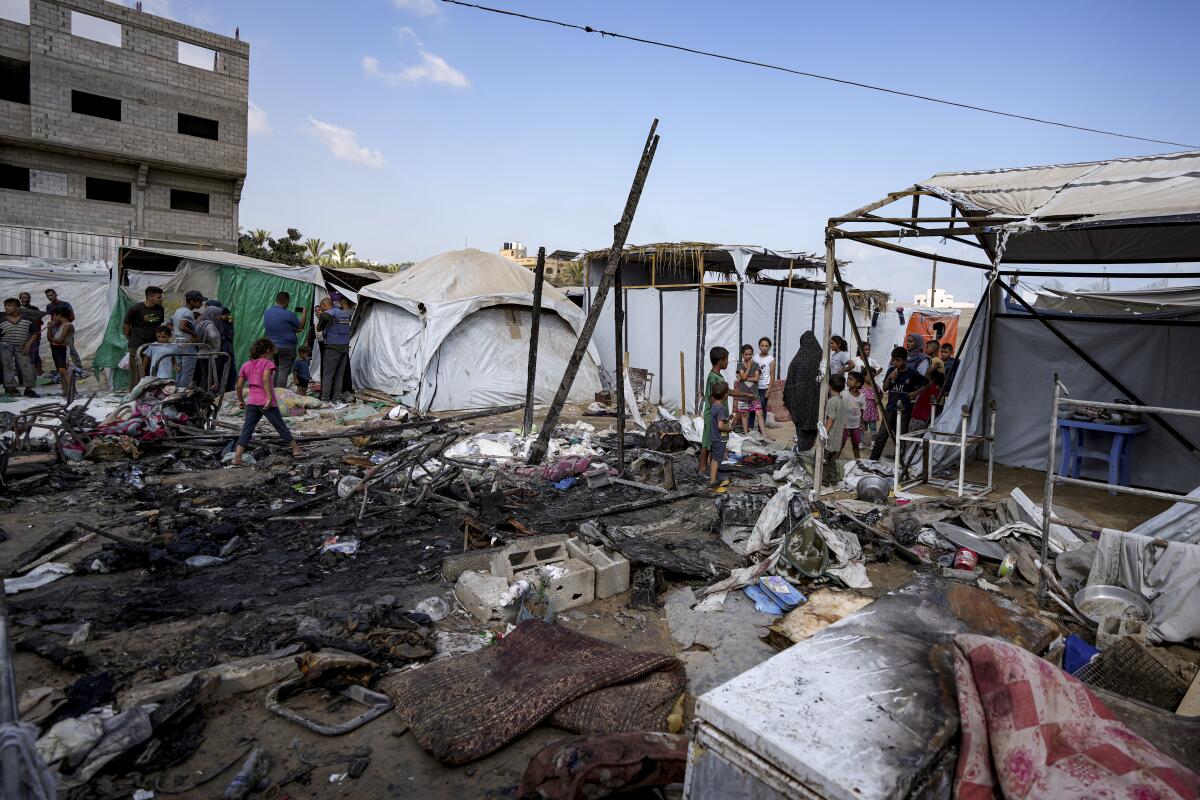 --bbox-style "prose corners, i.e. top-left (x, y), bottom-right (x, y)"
top-left (784, 331), bottom-right (823, 452)
top-left (904, 333), bottom-right (931, 377)
top-left (193, 305), bottom-right (224, 393)
top-left (206, 299), bottom-right (236, 391)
